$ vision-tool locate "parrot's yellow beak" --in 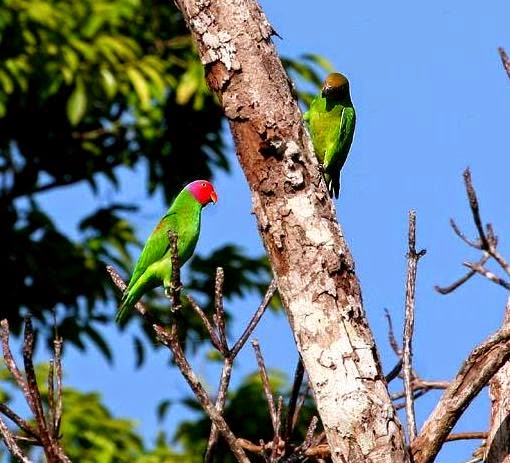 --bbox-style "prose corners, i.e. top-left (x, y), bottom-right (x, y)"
top-left (210, 190), bottom-right (218, 204)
